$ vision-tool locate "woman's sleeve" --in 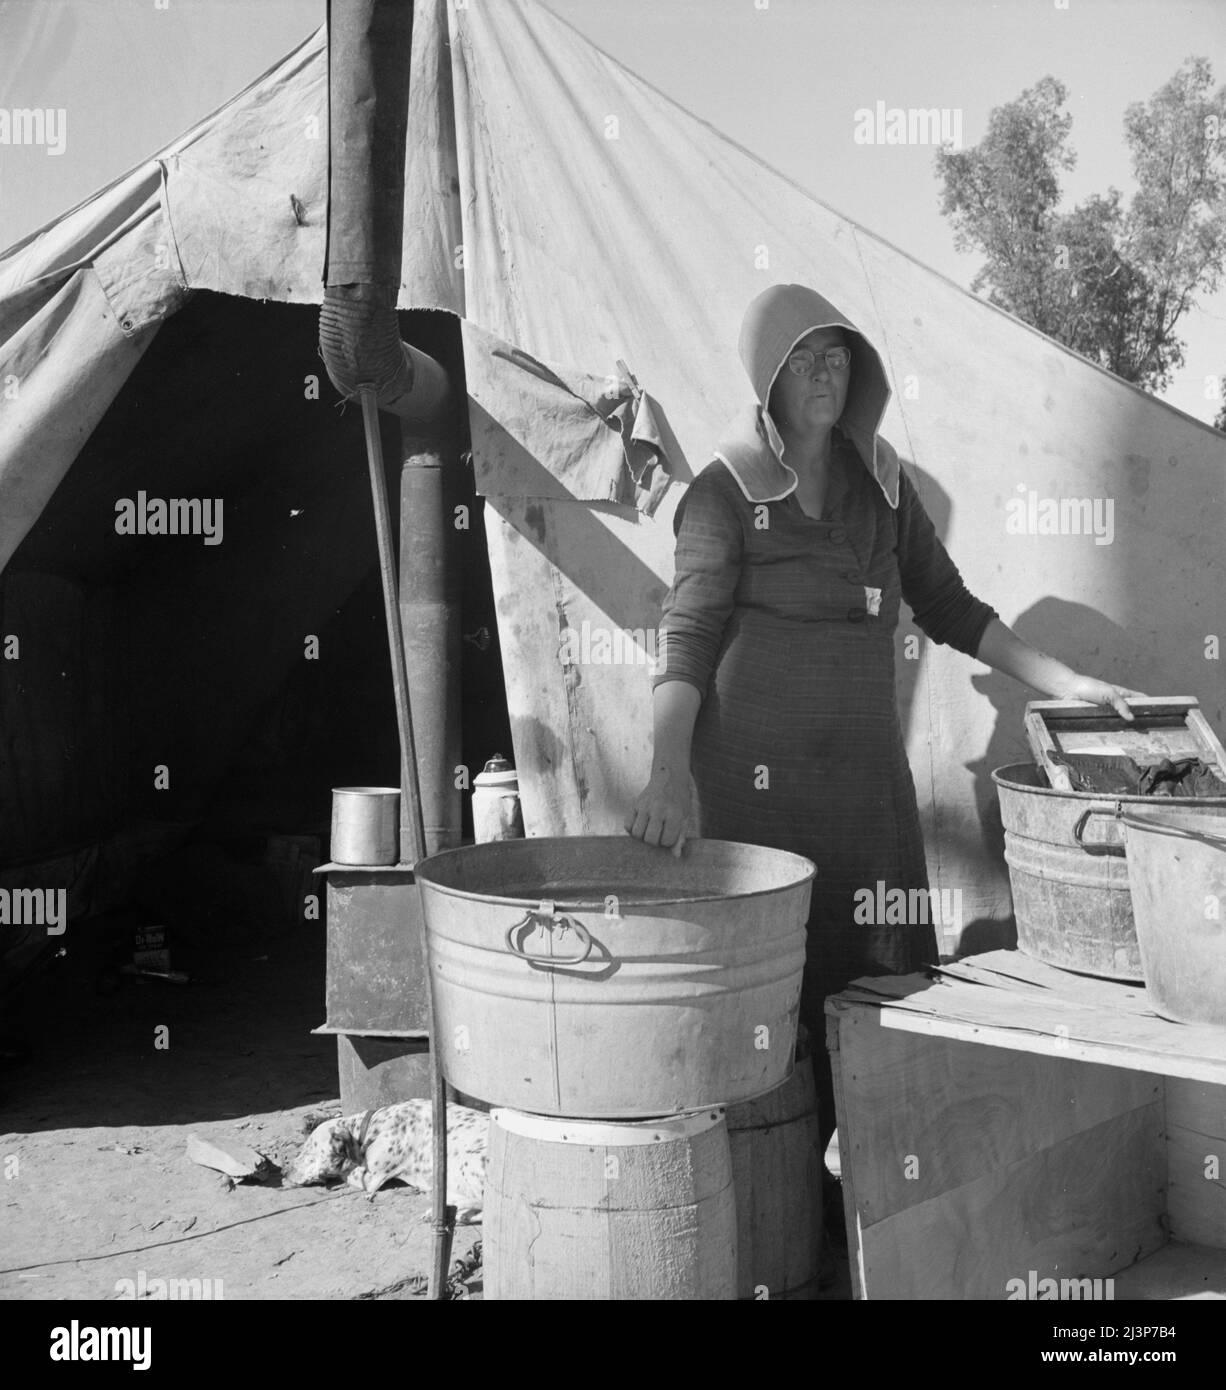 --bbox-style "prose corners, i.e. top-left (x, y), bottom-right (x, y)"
top-left (896, 467), bottom-right (998, 657)
top-left (652, 472), bottom-right (744, 699)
